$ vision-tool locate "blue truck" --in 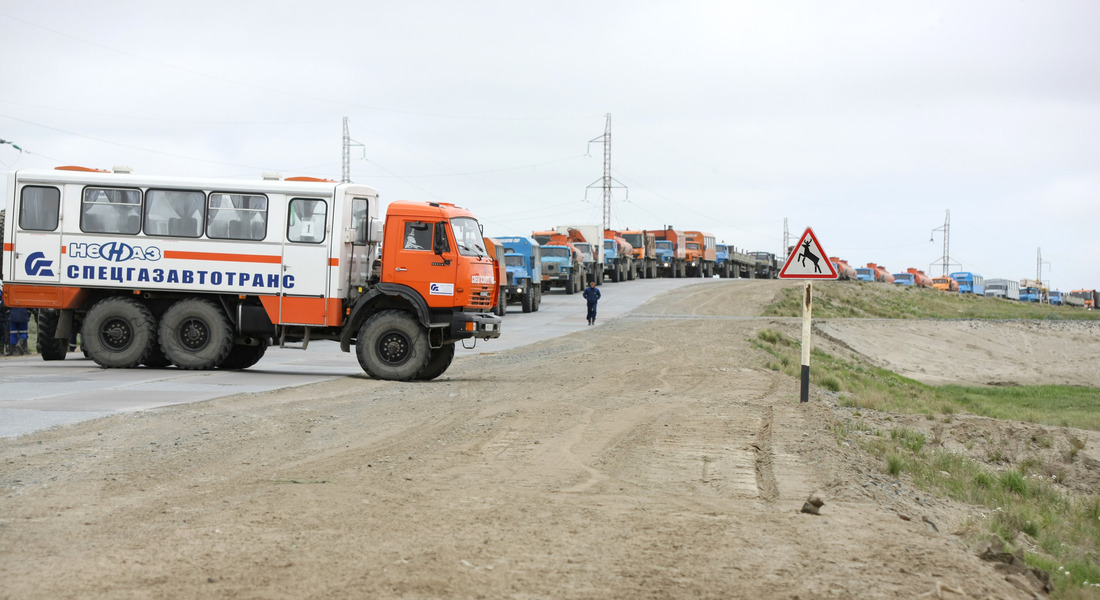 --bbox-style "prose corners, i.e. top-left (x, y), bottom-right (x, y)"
top-left (854, 267), bottom-right (876, 282)
top-left (494, 236), bottom-right (543, 312)
top-left (715, 244), bottom-right (733, 278)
